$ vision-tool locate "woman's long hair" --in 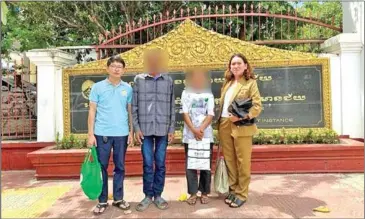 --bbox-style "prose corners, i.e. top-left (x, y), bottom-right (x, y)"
top-left (222, 53), bottom-right (255, 89)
